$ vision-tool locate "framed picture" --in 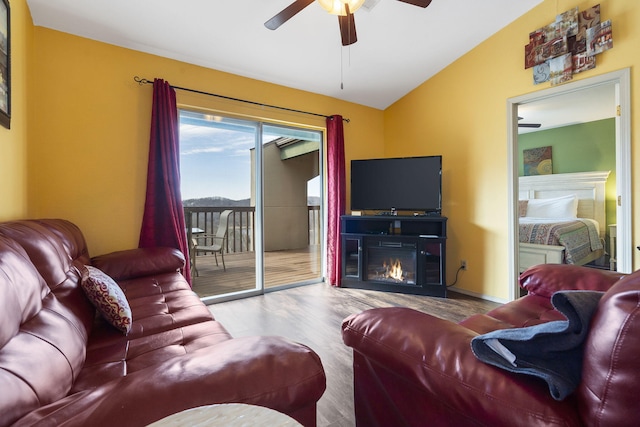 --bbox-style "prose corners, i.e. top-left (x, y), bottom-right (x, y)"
top-left (0, 0), bottom-right (10, 129)
top-left (523, 146), bottom-right (553, 176)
